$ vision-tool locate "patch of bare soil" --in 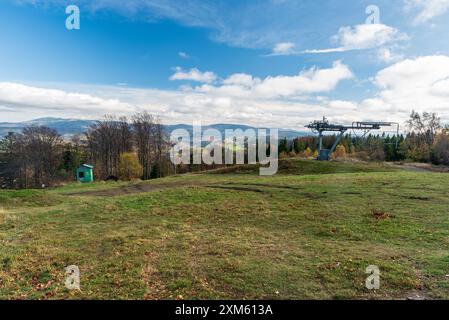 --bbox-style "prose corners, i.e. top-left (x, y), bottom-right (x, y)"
top-left (207, 181), bottom-right (306, 193)
top-left (207, 185), bottom-right (265, 193)
top-left (371, 209), bottom-right (395, 220)
top-left (222, 182), bottom-right (303, 190)
top-left (406, 195), bottom-right (430, 201)
top-left (391, 162), bottom-right (449, 173)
